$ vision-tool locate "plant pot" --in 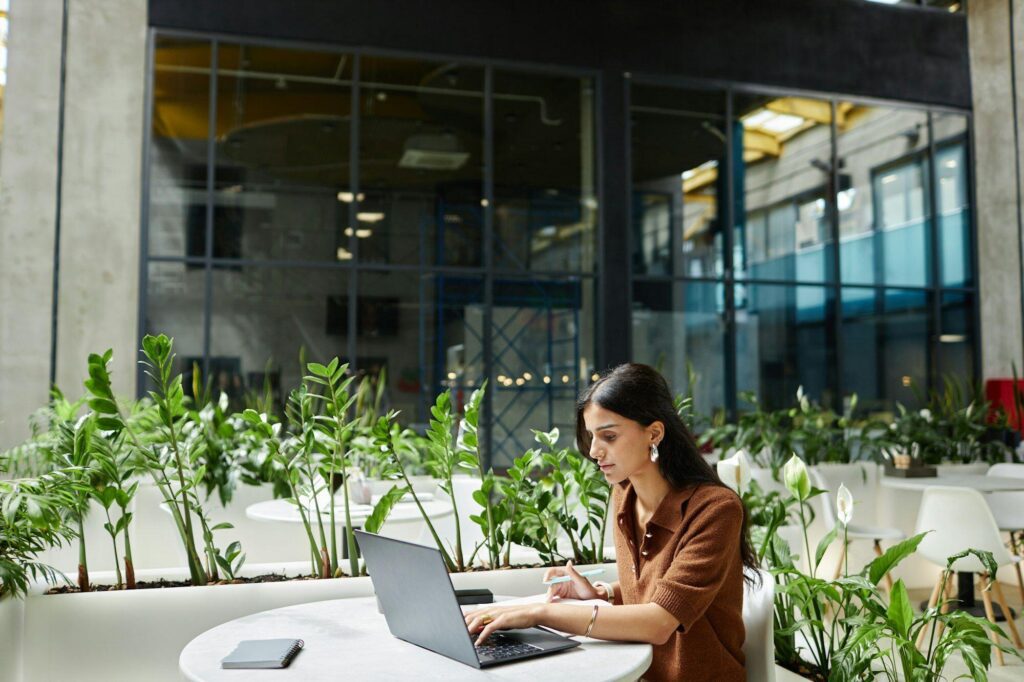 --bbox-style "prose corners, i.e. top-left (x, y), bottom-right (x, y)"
top-left (16, 558), bottom-right (616, 681)
top-left (935, 461), bottom-right (989, 476)
top-left (0, 596), bottom-right (25, 682)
